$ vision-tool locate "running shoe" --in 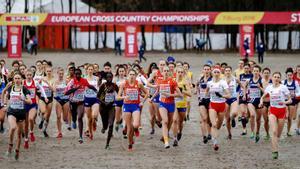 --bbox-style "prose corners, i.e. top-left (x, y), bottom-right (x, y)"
top-left (250, 132), bottom-right (255, 139)
top-left (150, 128), bottom-right (155, 135)
top-left (30, 132), bottom-right (35, 142)
top-left (89, 134), bottom-right (93, 140)
top-left (56, 133), bottom-right (63, 139)
top-left (101, 128), bottom-right (106, 134)
top-left (207, 134), bottom-right (212, 140)
top-left (255, 135), bottom-right (260, 143)
top-left (272, 152), bottom-right (278, 159)
top-left (38, 119), bottom-right (44, 130)
top-left (67, 124), bottom-right (72, 131)
top-left (241, 130), bottom-right (247, 136)
top-left (296, 129), bottom-right (300, 135)
top-left (78, 137), bottom-right (83, 144)
top-left (105, 145), bottom-right (110, 150)
top-left (173, 139), bottom-right (178, 147)
top-left (14, 150), bottom-right (19, 161)
top-left (43, 130), bottom-right (49, 138)
top-left (264, 134), bottom-right (270, 141)
top-left (85, 130), bottom-right (91, 137)
top-left (228, 134), bottom-right (232, 140)
top-left (177, 132), bottom-right (182, 141)
top-left (186, 114), bottom-right (190, 121)
top-left (238, 116), bottom-right (242, 122)
top-left (24, 139), bottom-right (29, 149)
top-left (4, 151), bottom-right (12, 158)
top-left (164, 142), bottom-right (170, 149)
top-left (287, 132), bottom-right (292, 137)
top-left (231, 118), bottom-right (236, 128)
top-left (213, 144), bottom-right (219, 151)
top-left (155, 120), bottom-right (162, 128)
top-left (72, 122), bottom-right (77, 129)
top-left (134, 129), bottom-right (140, 137)
top-left (213, 139), bottom-right (219, 151)
top-left (128, 144), bottom-right (133, 151)
top-left (203, 136), bottom-right (208, 144)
